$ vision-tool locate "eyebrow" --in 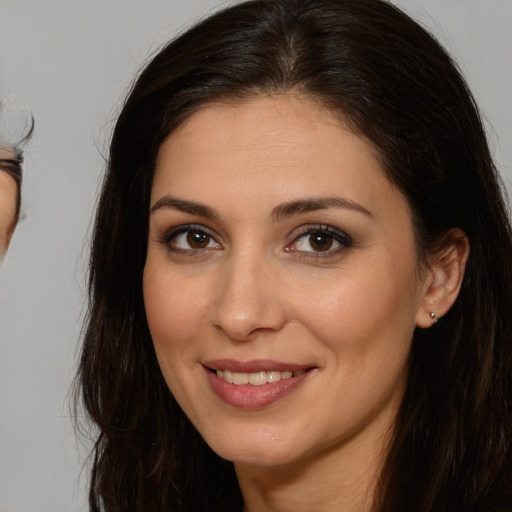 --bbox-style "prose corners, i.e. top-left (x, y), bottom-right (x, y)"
top-left (150, 195), bottom-right (372, 221)
top-left (150, 196), bottom-right (221, 219)
top-left (271, 197), bottom-right (372, 221)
